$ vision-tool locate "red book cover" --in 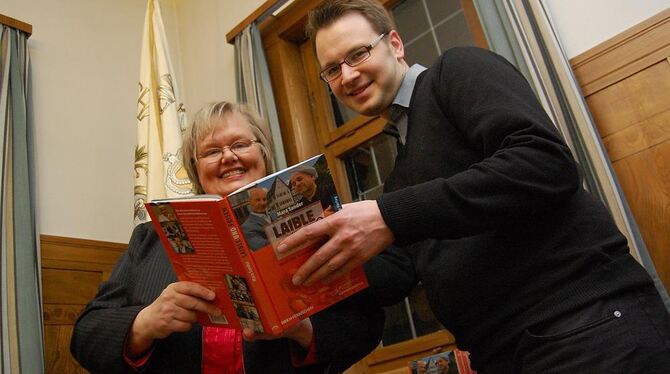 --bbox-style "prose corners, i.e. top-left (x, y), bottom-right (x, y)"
top-left (145, 154), bottom-right (368, 334)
